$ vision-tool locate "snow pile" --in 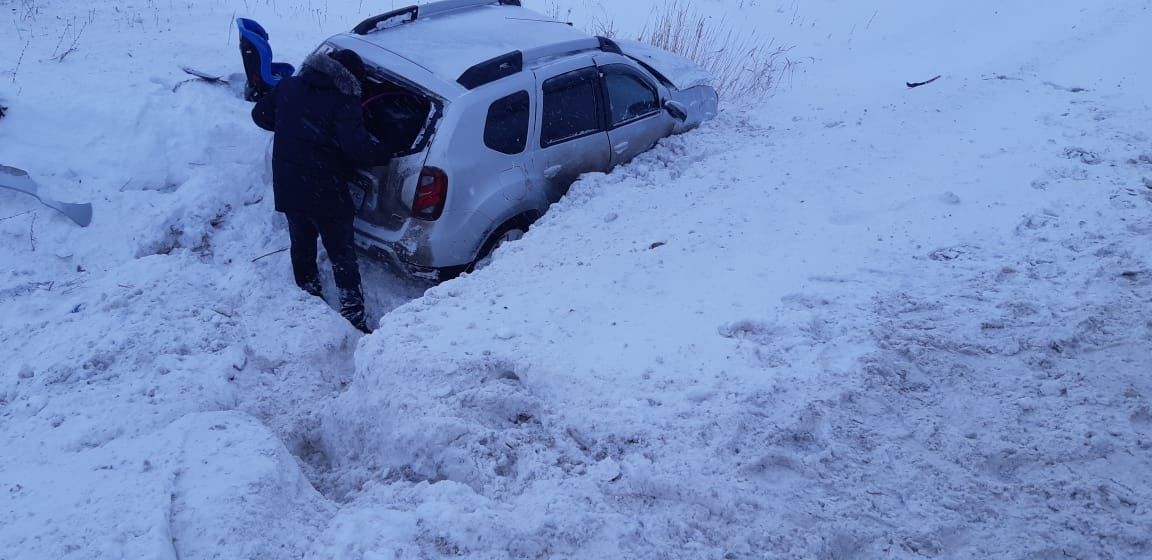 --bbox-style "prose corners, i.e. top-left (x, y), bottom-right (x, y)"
top-left (2, 0), bottom-right (1151, 558)
top-left (317, 1), bottom-right (1152, 556)
top-left (2, 1), bottom-right (416, 557)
